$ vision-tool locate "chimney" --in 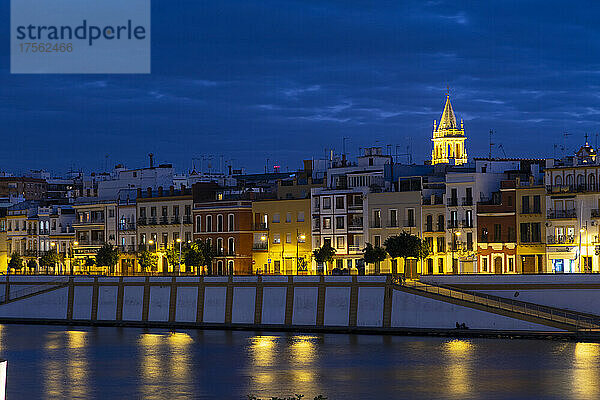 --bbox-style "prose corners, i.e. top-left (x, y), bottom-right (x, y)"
top-left (148, 153), bottom-right (154, 168)
top-left (158, 186), bottom-right (163, 197)
top-left (169, 185), bottom-right (174, 195)
top-left (147, 187), bottom-right (152, 197)
top-left (137, 188), bottom-right (142, 198)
